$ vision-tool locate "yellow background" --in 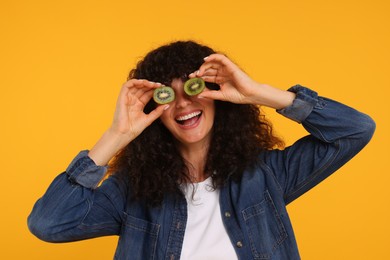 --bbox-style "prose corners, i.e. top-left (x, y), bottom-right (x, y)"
top-left (1, 0), bottom-right (389, 259)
